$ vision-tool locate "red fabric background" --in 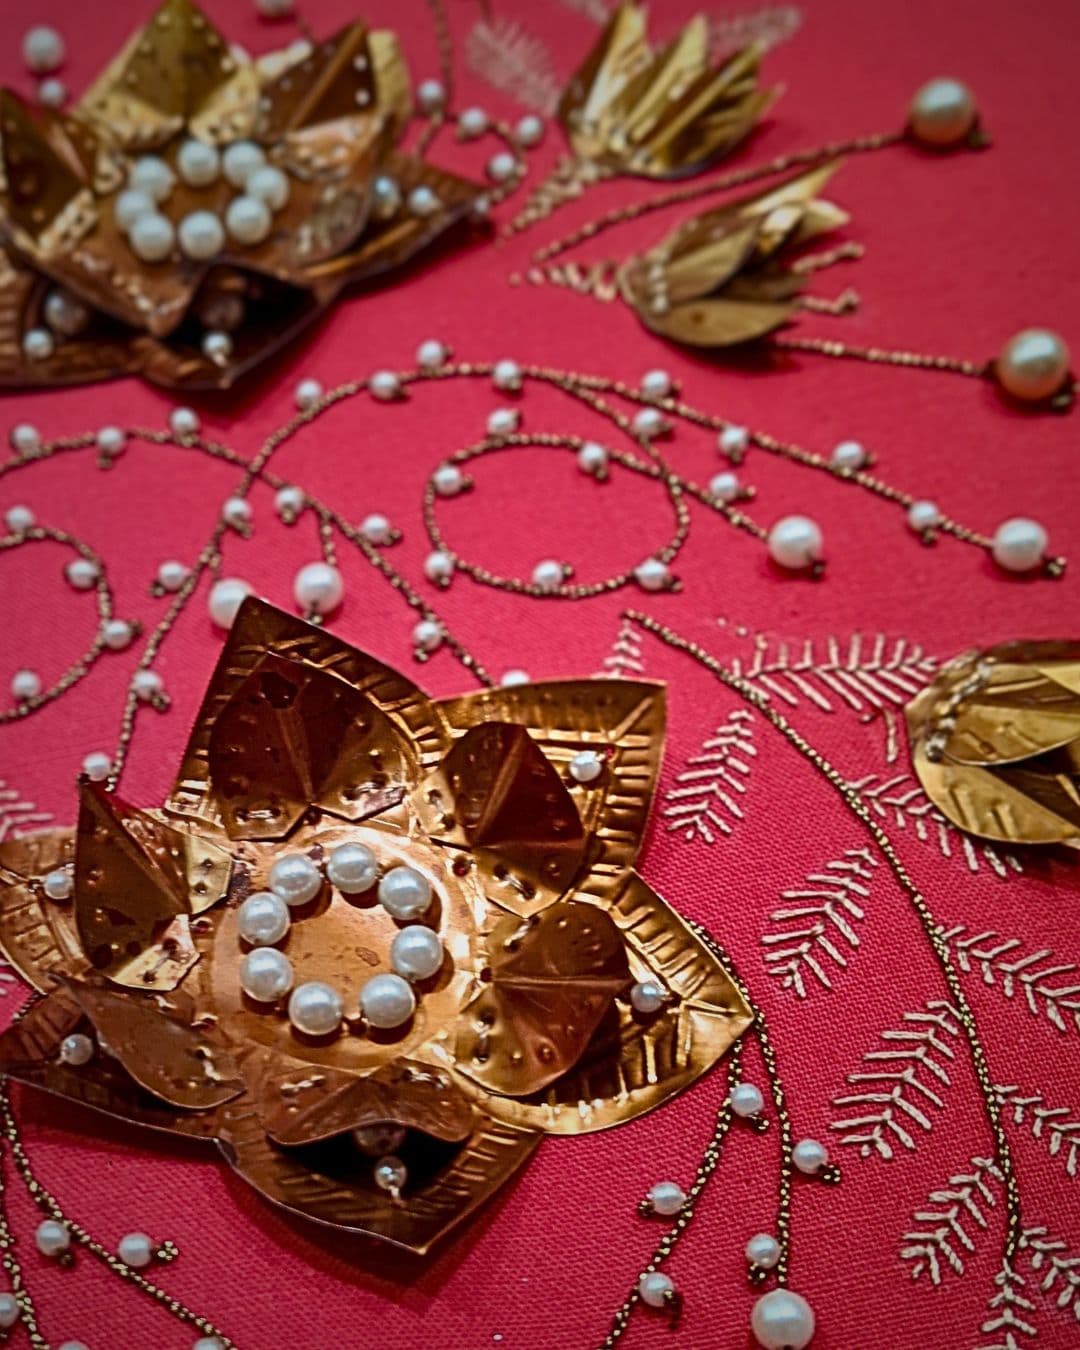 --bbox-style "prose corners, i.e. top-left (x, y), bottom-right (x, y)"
top-left (1, 0), bottom-right (1079, 1346)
